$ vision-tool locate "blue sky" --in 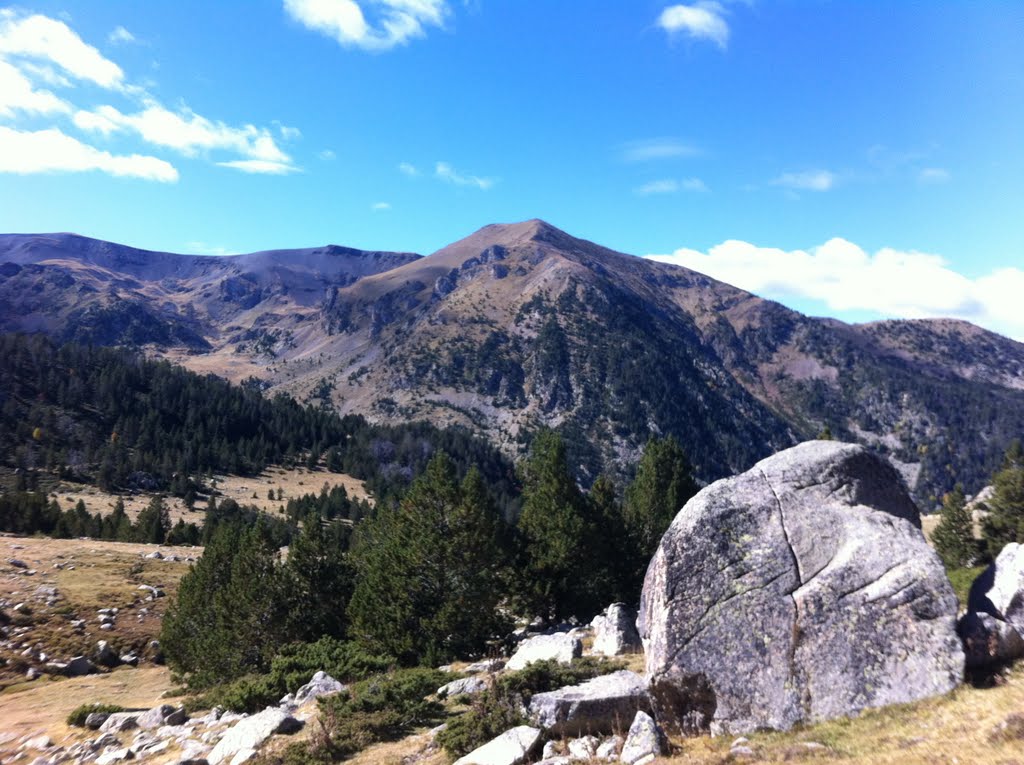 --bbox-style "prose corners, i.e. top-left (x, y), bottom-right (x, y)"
top-left (1, 2), bottom-right (1023, 337)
